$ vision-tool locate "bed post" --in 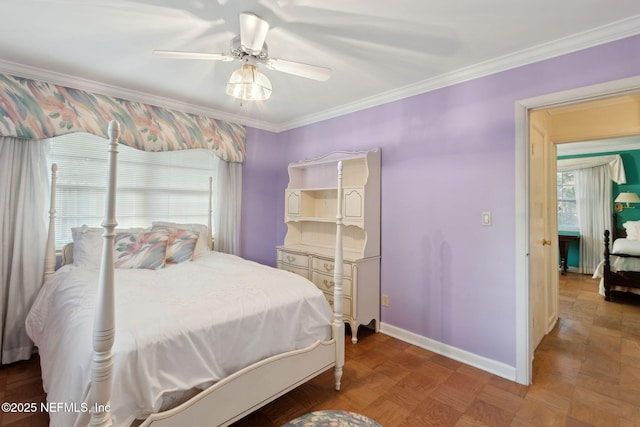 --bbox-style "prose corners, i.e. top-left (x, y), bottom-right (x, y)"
top-left (603, 229), bottom-right (611, 301)
top-left (332, 161), bottom-right (345, 391)
top-left (89, 120), bottom-right (120, 427)
top-left (43, 163), bottom-right (58, 281)
top-left (208, 176), bottom-right (213, 250)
